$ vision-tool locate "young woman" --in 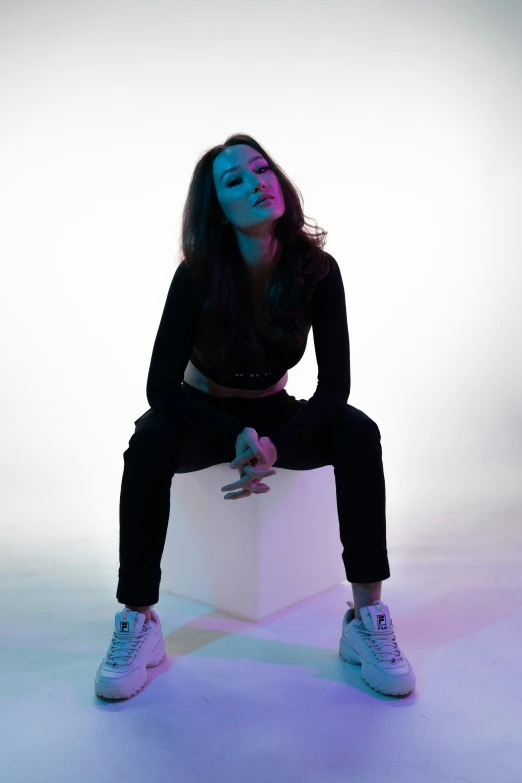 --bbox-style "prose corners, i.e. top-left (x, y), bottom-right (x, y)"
top-left (95, 134), bottom-right (414, 701)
